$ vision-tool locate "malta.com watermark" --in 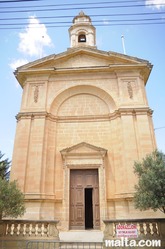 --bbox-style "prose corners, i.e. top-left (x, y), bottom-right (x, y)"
top-left (105, 238), bottom-right (161, 247)
top-left (104, 223), bottom-right (161, 247)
